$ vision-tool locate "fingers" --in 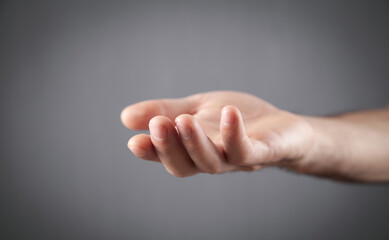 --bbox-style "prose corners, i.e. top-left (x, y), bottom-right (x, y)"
top-left (175, 114), bottom-right (233, 174)
top-left (149, 116), bottom-right (199, 177)
top-left (129, 106), bottom-right (278, 176)
top-left (220, 105), bottom-right (270, 166)
top-left (128, 134), bottom-right (160, 162)
top-left (121, 95), bottom-right (201, 130)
